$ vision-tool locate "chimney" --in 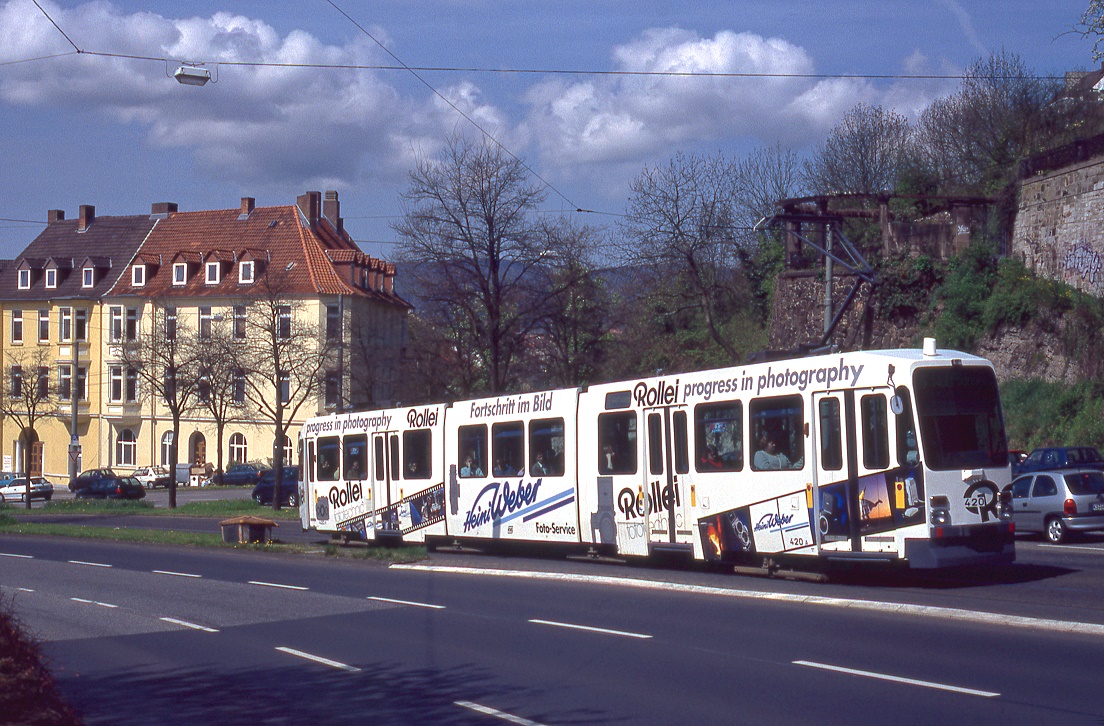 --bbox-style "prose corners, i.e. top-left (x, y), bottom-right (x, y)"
top-left (48, 209), bottom-right (65, 223)
top-left (239, 197), bottom-right (255, 220)
top-left (323, 190), bottom-right (344, 234)
top-left (78, 204), bottom-right (95, 232)
top-left (296, 191), bottom-right (321, 224)
top-left (150, 202), bottom-right (178, 220)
